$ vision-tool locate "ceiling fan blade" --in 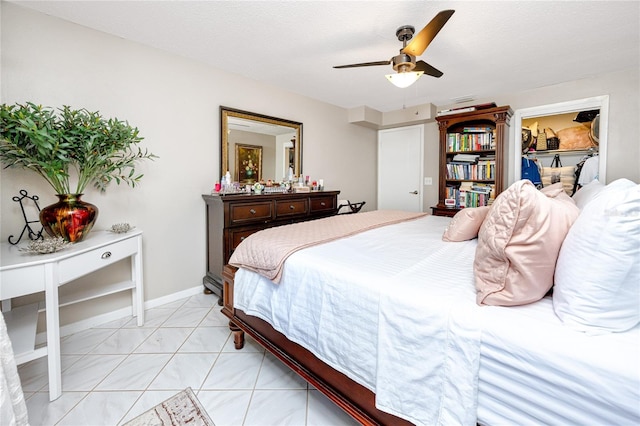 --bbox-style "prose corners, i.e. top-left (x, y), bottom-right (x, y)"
top-left (402, 10), bottom-right (455, 57)
top-left (414, 60), bottom-right (443, 78)
top-left (333, 60), bottom-right (391, 69)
